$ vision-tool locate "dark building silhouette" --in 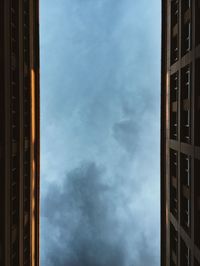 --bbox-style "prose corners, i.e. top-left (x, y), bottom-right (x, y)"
top-left (161, 0), bottom-right (200, 265)
top-left (0, 1), bottom-right (40, 265)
